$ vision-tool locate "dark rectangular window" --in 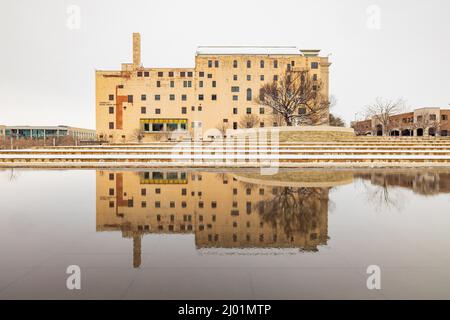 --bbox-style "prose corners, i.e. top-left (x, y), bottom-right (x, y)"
top-left (259, 107), bottom-right (265, 114)
top-left (247, 60), bottom-right (251, 68)
top-left (141, 94), bottom-right (146, 101)
top-left (155, 108), bottom-right (161, 114)
top-left (260, 60), bottom-right (265, 68)
top-left (109, 122), bottom-right (114, 129)
top-left (214, 60), bottom-right (219, 67)
top-left (170, 94), bottom-right (175, 101)
top-left (273, 75), bottom-right (278, 81)
top-left (212, 80), bottom-right (216, 87)
top-left (144, 71), bottom-right (149, 77)
top-left (127, 95), bottom-right (133, 103)
top-left (155, 95), bottom-right (160, 101)
top-left (233, 60), bottom-right (238, 68)
top-left (109, 107), bottom-right (114, 114)
top-left (233, 95), bottom-right (238, 101)
top-left (260, 75), bottom-right (264, 81)
top-left (208, 60), bottom-right (212, 67)
top-left (137, 71), bottom-right (142, 77)
top-left (181, 107), bottom-right (187, 114)
top-left (181, 94), bottom-right (187, 101)
top-left (180, 71), bottom-right (186, 77)
top-left (233, 75), bottom-right (238, 81)
top-left (158, 71), bottom-right (163, 77)
top-left (231, 86), bottom-right (239, 92)
top-left (168, 71), bottom-right (174, 77)
top-left (311, 62), bottom-right (319, 69)
top-left (170, 80), bottom-right (174, 88)
top-left (233, 107), bottom-right (238, 114)
top-left (273, 60), bottom-right (278, 68)
top-left (141, 106), bottom-right (146, 114)
top-left (199, 71), bottom-right (204, 77)
top-left (198, 94), bottom-right (204, 101)
top-left (108, 94), bottom-right (114, 101)
top-left (188, 71), bottom-right (193, 77)
top-left (246, 108), bottom-right (251, 114)
top-left (211, 94), bottom-right (217, 101)
top-left (207, 74), bottom-right (212, 79)
top-left (313, 74), bottom-right (318, 81)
